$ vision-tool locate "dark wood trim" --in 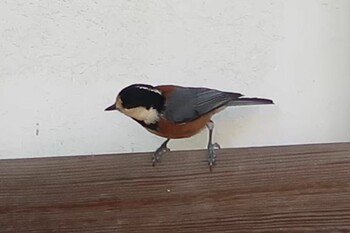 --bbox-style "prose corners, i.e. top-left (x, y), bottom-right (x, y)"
top-left (1, 143), bottom-right (350, 232)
